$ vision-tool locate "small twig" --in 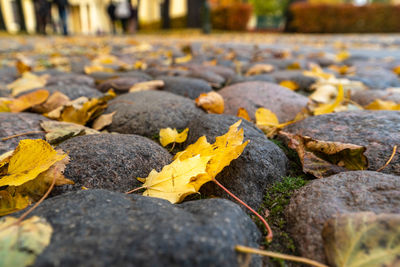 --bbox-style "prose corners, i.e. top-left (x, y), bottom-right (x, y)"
top-left (376, 145), bottom-right (397, 172)
top-left (125, 186), bottom-right (147, 194)
top-left (2, 131), bottom-right (45, 141)
top-left (0, 174), bottom-right (56, 232)
top-left (169, 142), bottom-right (176, 152)
top-left (213, 178), bottom-right (273, 242)
top-left (235, 245), bottom-right (329, 267)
